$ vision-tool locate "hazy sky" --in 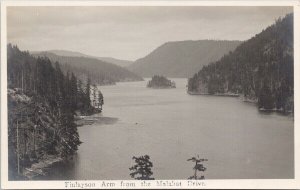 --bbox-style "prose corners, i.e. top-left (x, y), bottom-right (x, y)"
top-left (7, 6), bottom-right (292, 61)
